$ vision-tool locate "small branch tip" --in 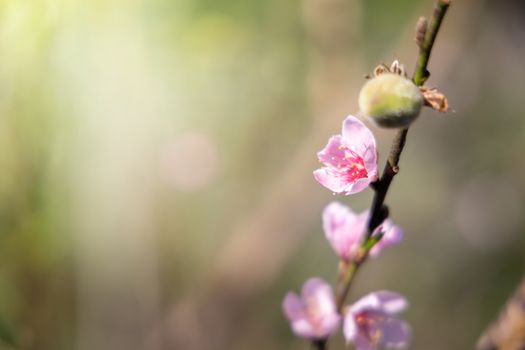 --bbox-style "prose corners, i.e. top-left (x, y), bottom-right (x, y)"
top-left (415, 17), bottom-right (428, 48)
